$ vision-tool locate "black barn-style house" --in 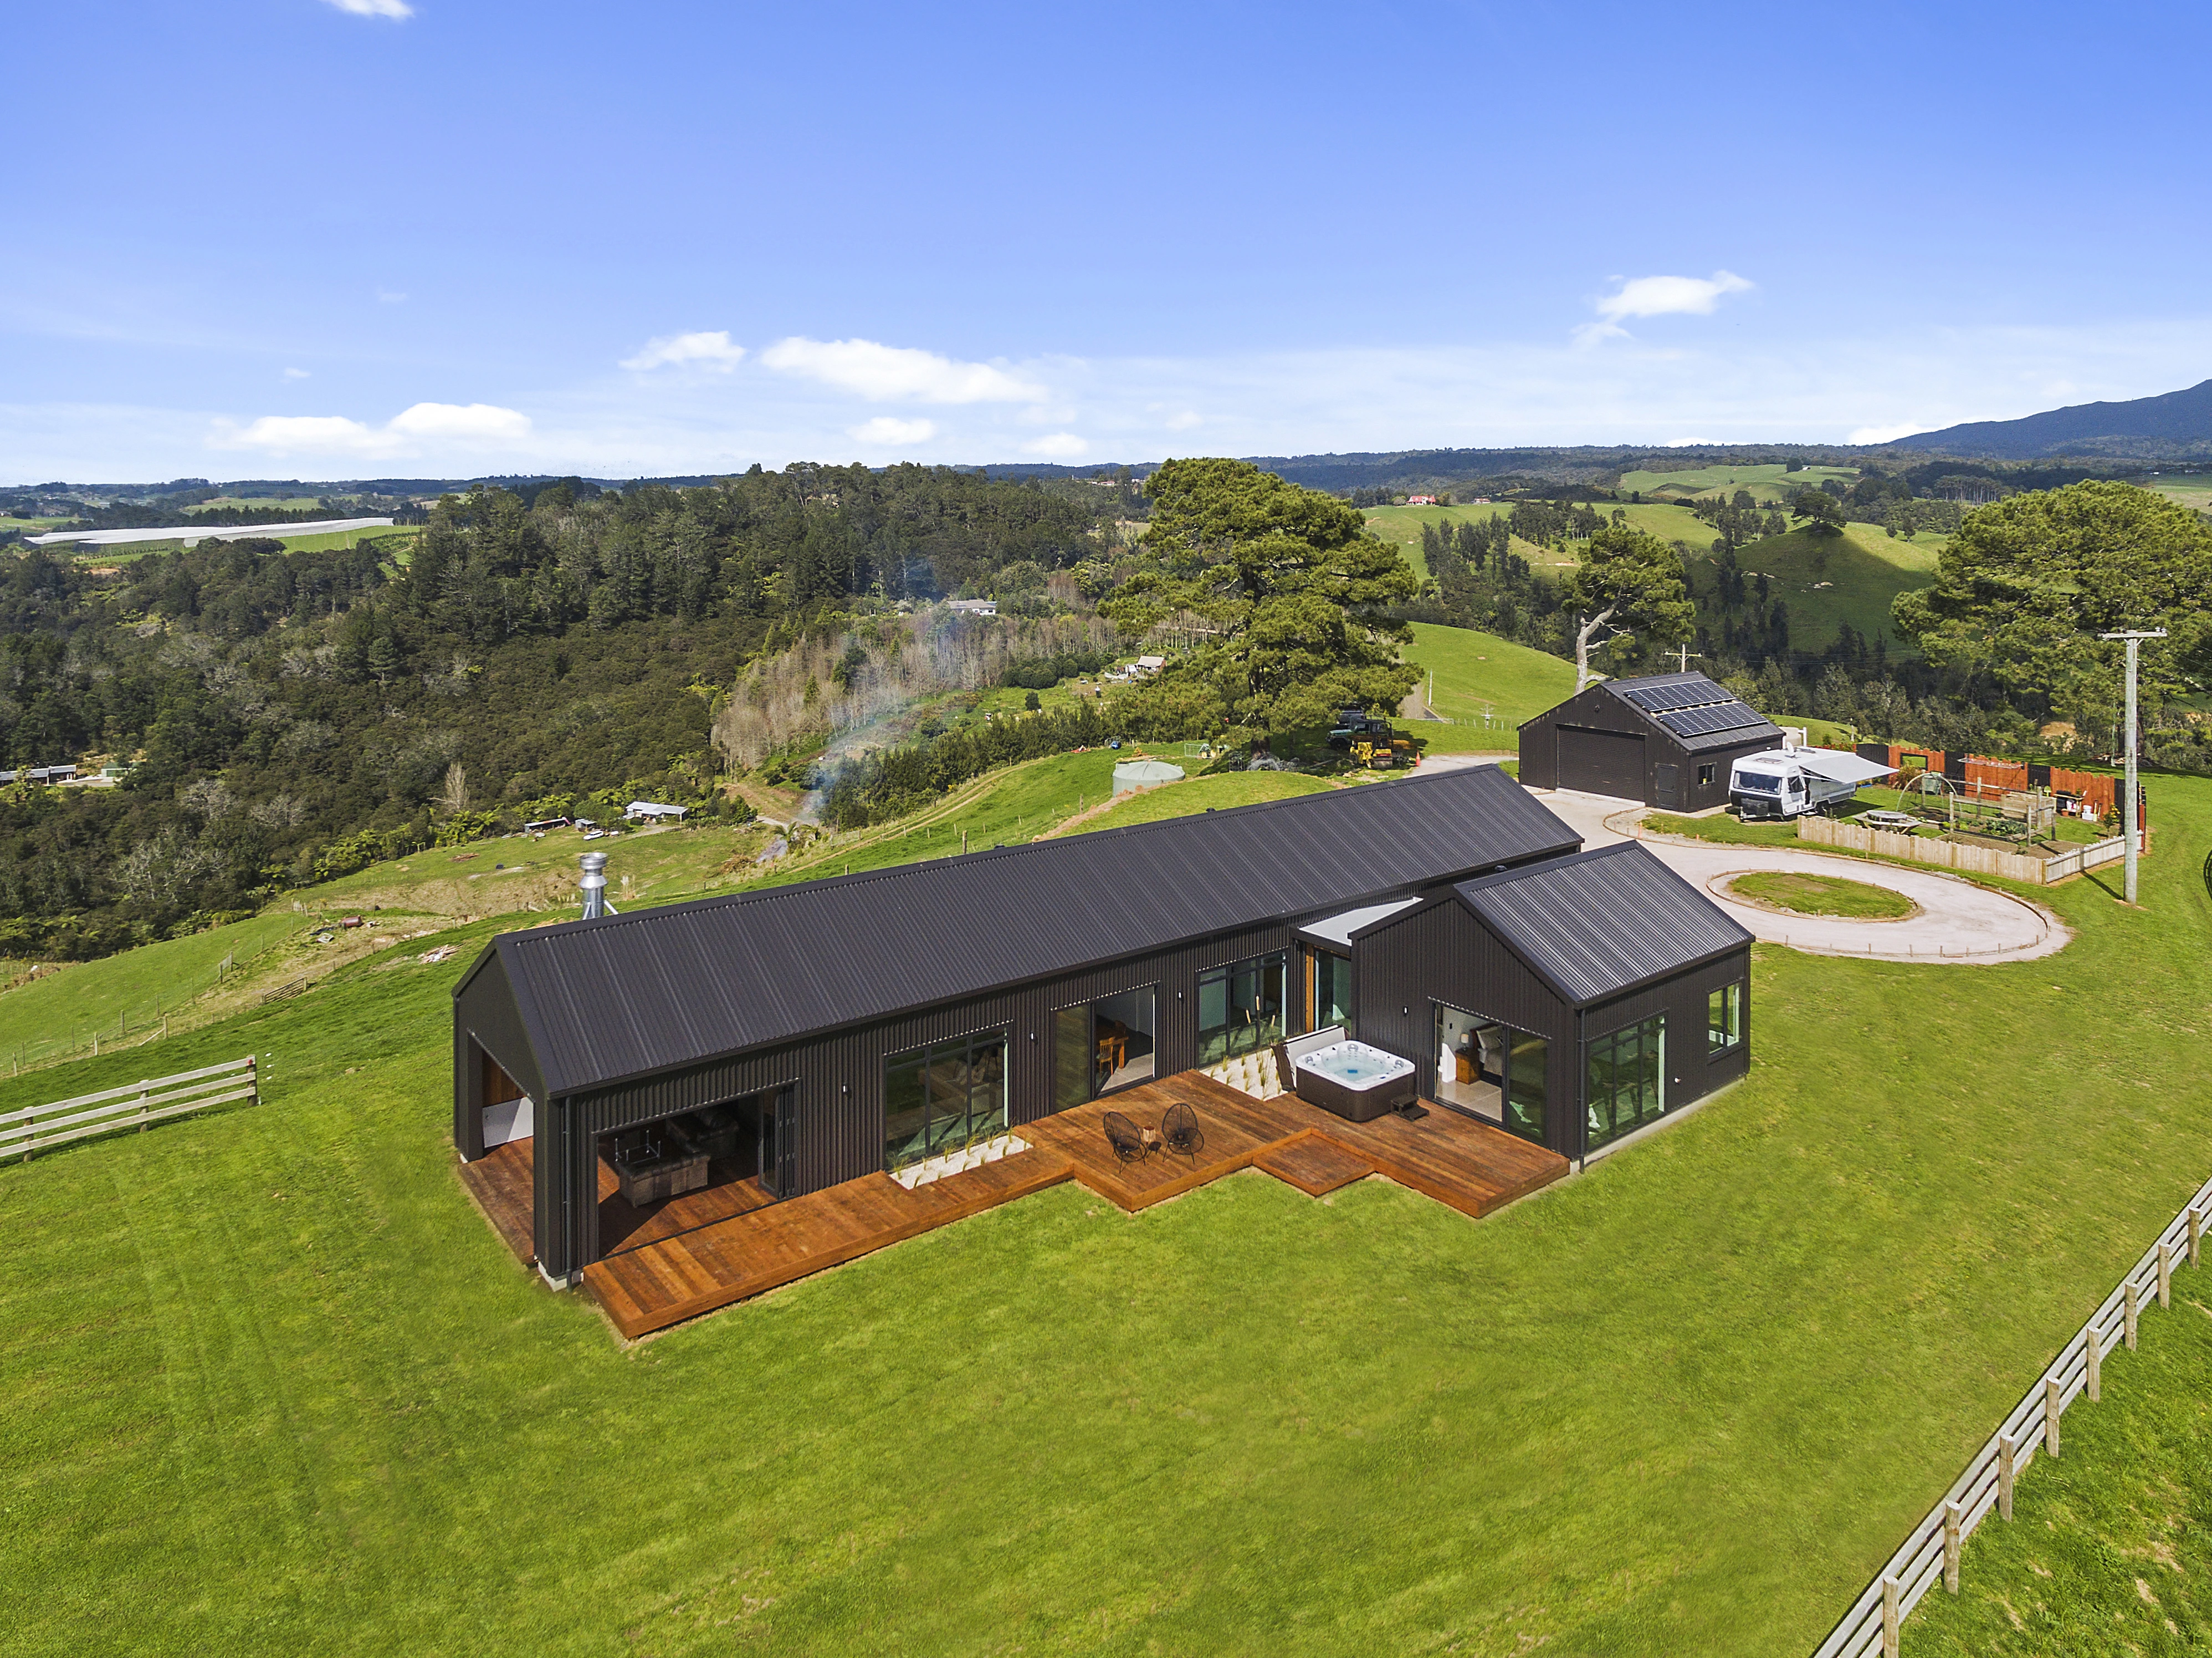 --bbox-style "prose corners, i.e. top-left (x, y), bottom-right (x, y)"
top-left (454, 765), bottom-right (1752, 1283)
top-left (1517, 671), bottom-right (1783, 811)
